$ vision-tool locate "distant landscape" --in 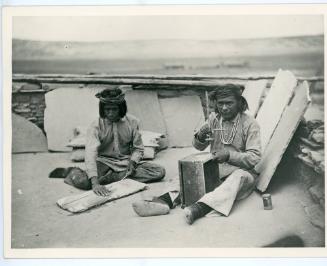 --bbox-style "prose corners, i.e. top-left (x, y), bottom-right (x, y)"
top-left (12, 35), bottom-right (323, 77)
